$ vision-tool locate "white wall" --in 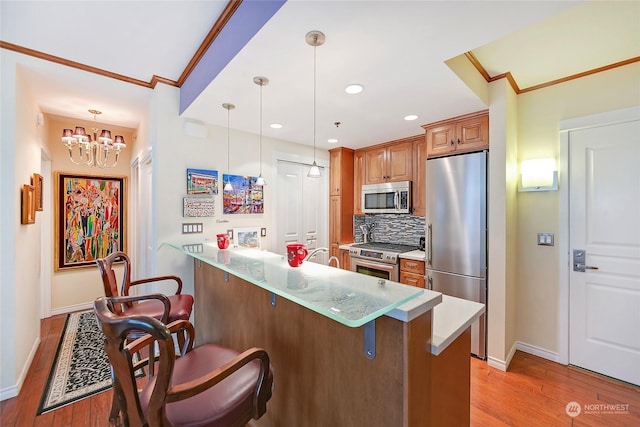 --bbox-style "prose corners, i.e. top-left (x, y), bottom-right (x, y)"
top-left (0, 56), bottom-right (44, 398)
